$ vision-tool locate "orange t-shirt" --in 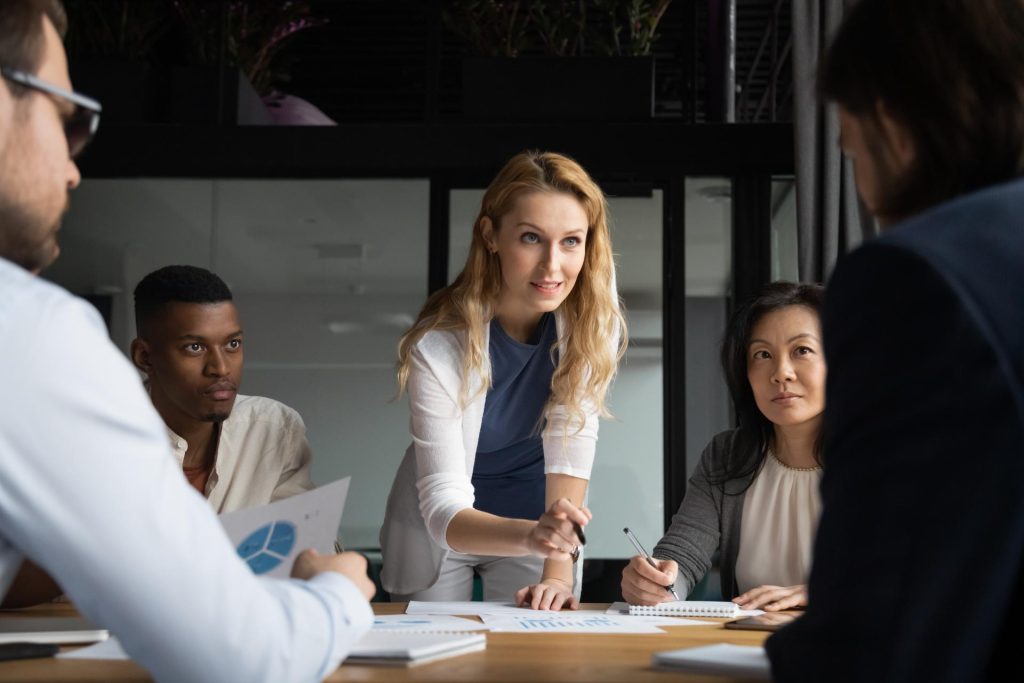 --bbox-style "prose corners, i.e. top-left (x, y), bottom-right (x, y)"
top-left (182, 463), bottom-right (211, 496)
